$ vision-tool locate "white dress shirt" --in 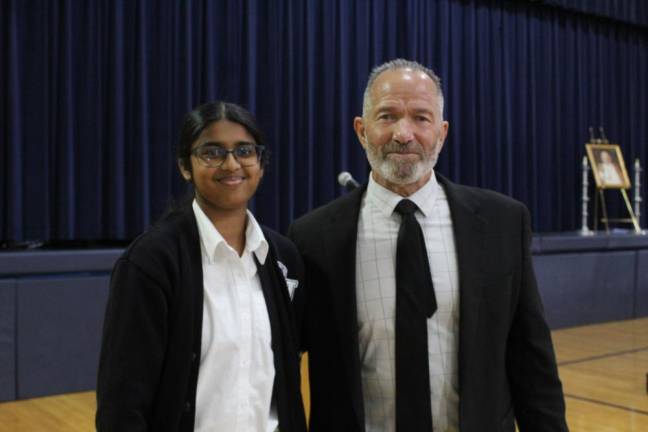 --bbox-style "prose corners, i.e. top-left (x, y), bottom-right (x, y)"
top-left (192, 200), bottom-right (278, 432)
top-left (356, 173), bottom-right (460, 431)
